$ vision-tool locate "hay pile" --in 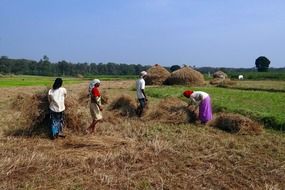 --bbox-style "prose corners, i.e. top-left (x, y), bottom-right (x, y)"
top-left (108, 94), bottom-right (137, 117)
top-left (210, 78), bottom-right (236, 86)
top-left (145, 64), bottom-right (171, 85)
top-left (210, 113), bottom-right (263, 135)
top-left (213, 71), bottom-right (228, 79)
top-left (210, 70), bottom-right (236, 86)
top-left (12, 90), bottom-right (86, 136)
top-left (166, 66), bottom-right (205, 86)
top-left (145, 97), bottom-right (197, 124)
